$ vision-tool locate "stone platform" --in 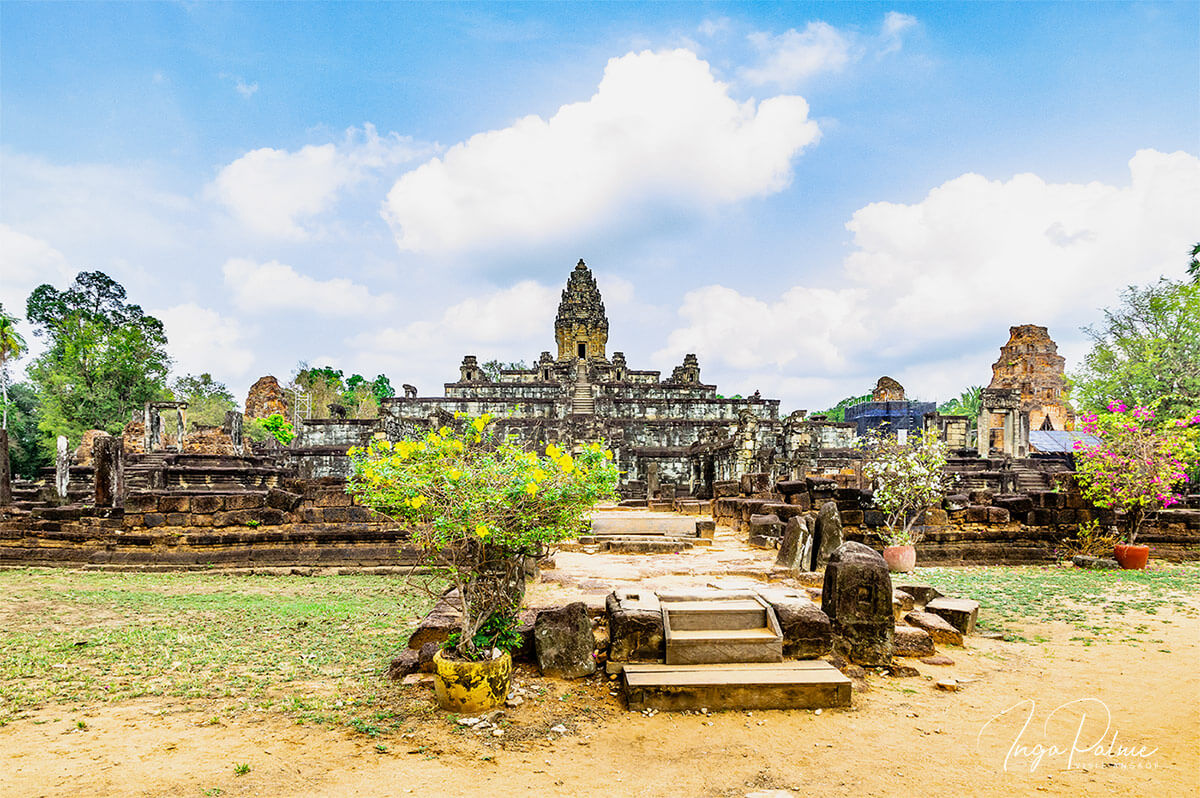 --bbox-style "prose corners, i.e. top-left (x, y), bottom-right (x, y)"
top-left (623, 661), bottom-right (851, 711)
